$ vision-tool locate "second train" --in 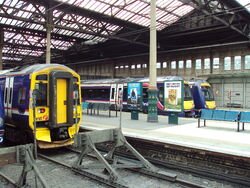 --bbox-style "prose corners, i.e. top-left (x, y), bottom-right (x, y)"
top-left (81, 76), bottom-right (216, 117)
